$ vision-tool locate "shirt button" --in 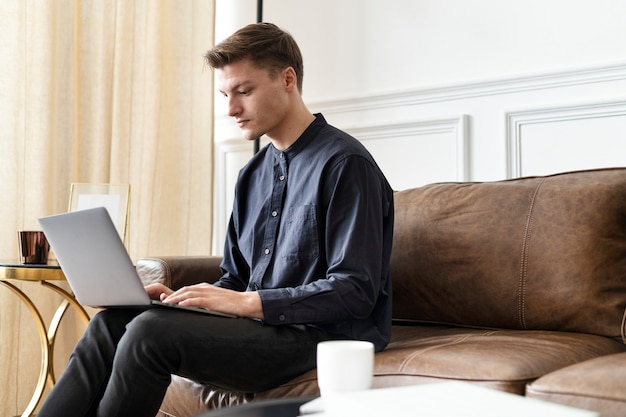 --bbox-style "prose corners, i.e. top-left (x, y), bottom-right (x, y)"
top-left (279, 153), bottom-right (284, 159)
top-left (279, 175), bottom-right (285, 181)
top-left (278, 314), bottom-right (286, 321)
top-left (264, 248), bottom-right (270, 255)
top-left (271, 210), bottom-right (278, 217)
